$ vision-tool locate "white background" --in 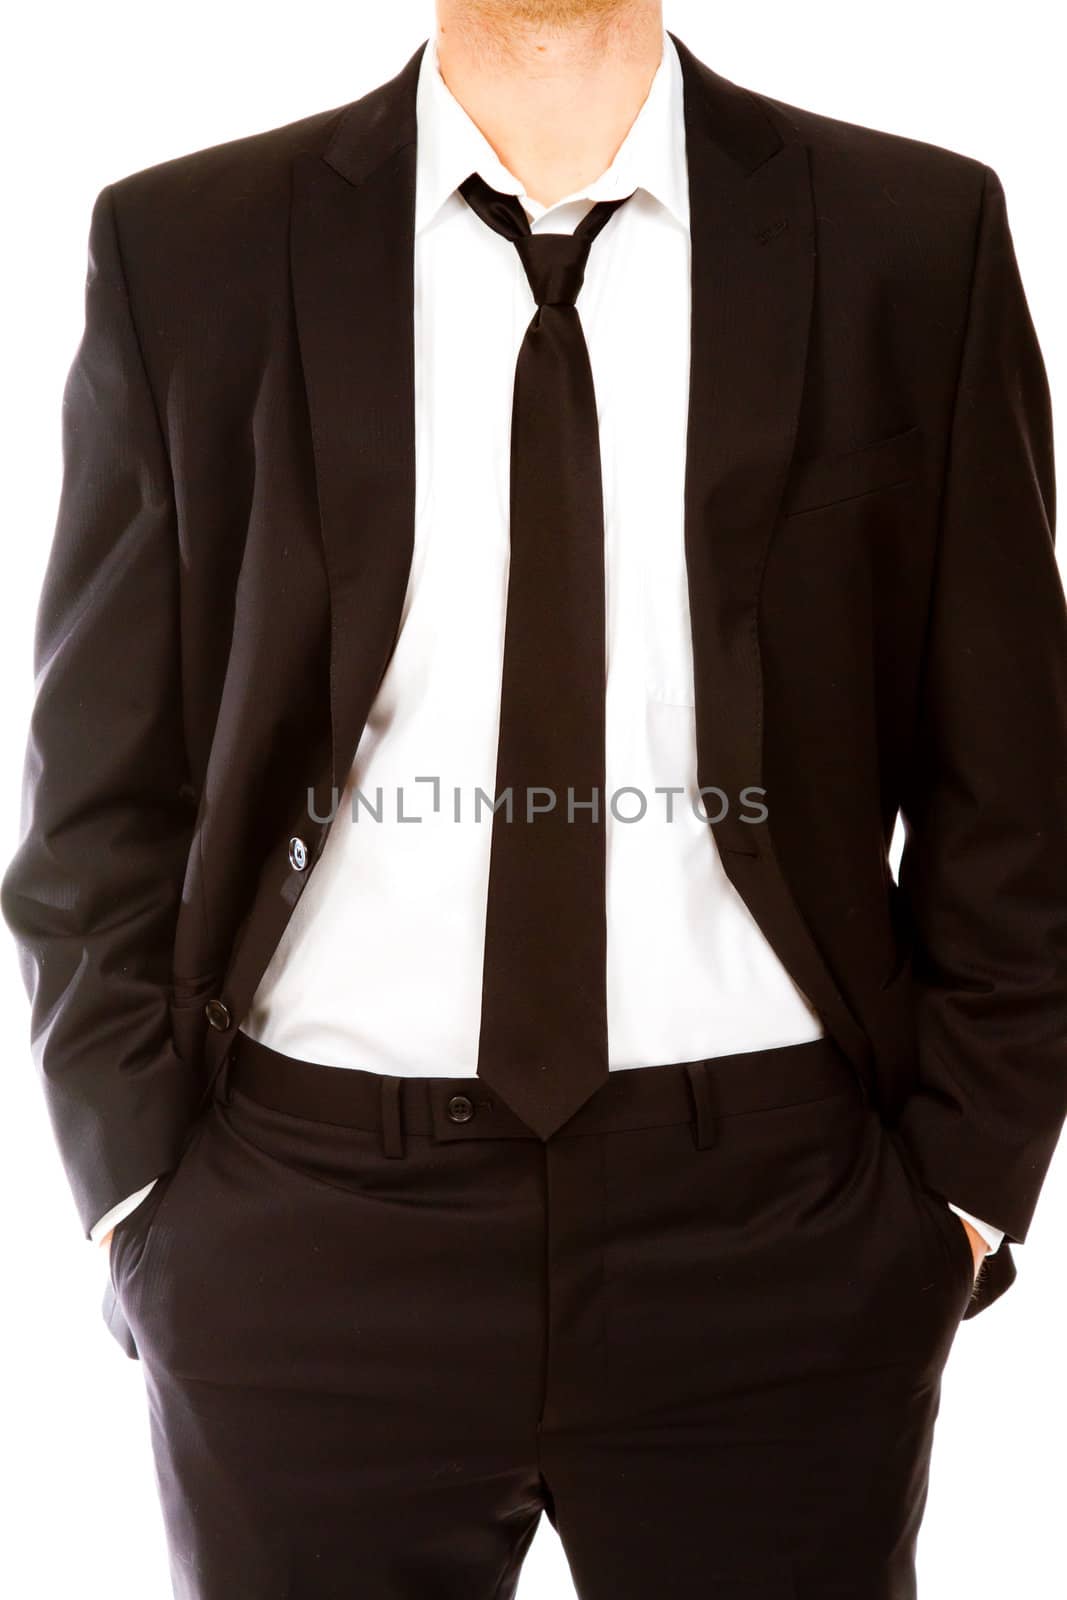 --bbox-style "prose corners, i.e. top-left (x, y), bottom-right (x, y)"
top-left (1, 2), bottom-right (1063, 1595)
